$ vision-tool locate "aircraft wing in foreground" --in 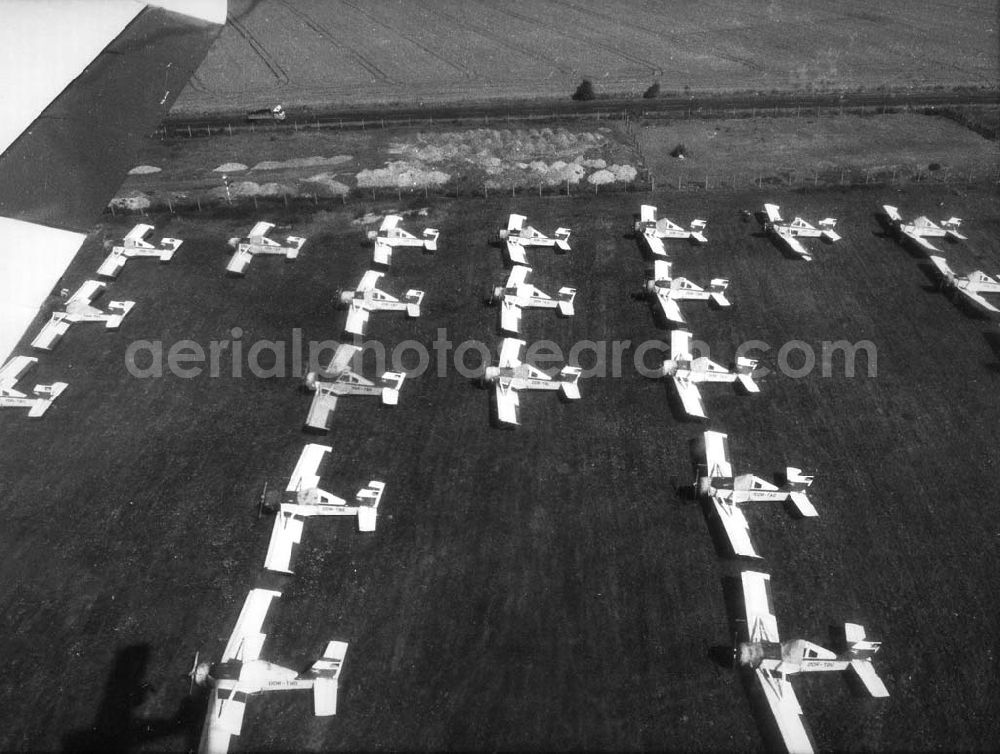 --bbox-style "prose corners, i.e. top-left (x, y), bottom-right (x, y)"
top-left (928, 255), bottom-right (1000, 315)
